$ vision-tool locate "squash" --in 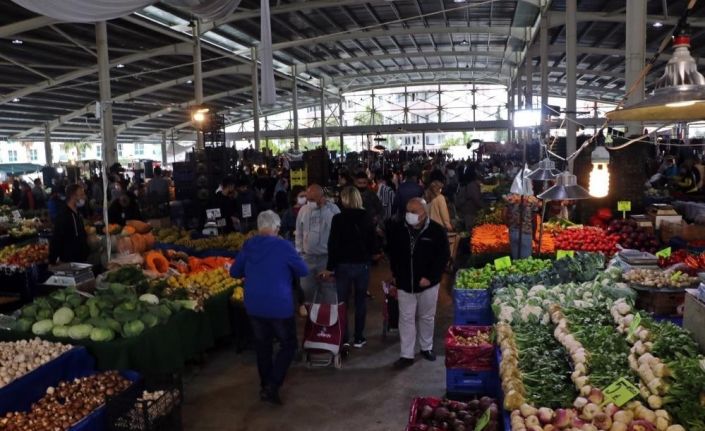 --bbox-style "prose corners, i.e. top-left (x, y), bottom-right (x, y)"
top-left (142, 233), bottom-right (155, 250)
top-left (131, 234), bottom-right (146, 254)
top-left (145, 251), bottom-right (169, 273)
top-left (126, 220), bottom-right (151, 234)
top-left (108, 224), bottom-right (122, 235)
top-left (121, 226), bottom-right (136, 236)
